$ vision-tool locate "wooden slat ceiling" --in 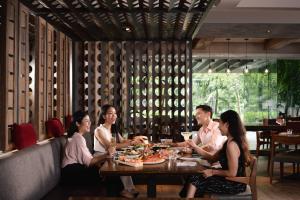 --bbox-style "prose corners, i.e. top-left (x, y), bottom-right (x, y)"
top-left (20, 0), bottom-right (216, 41)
